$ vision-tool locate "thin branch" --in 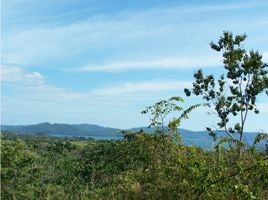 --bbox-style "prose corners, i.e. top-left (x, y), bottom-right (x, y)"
top-left (224, 124), bottom-right (234, 139)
